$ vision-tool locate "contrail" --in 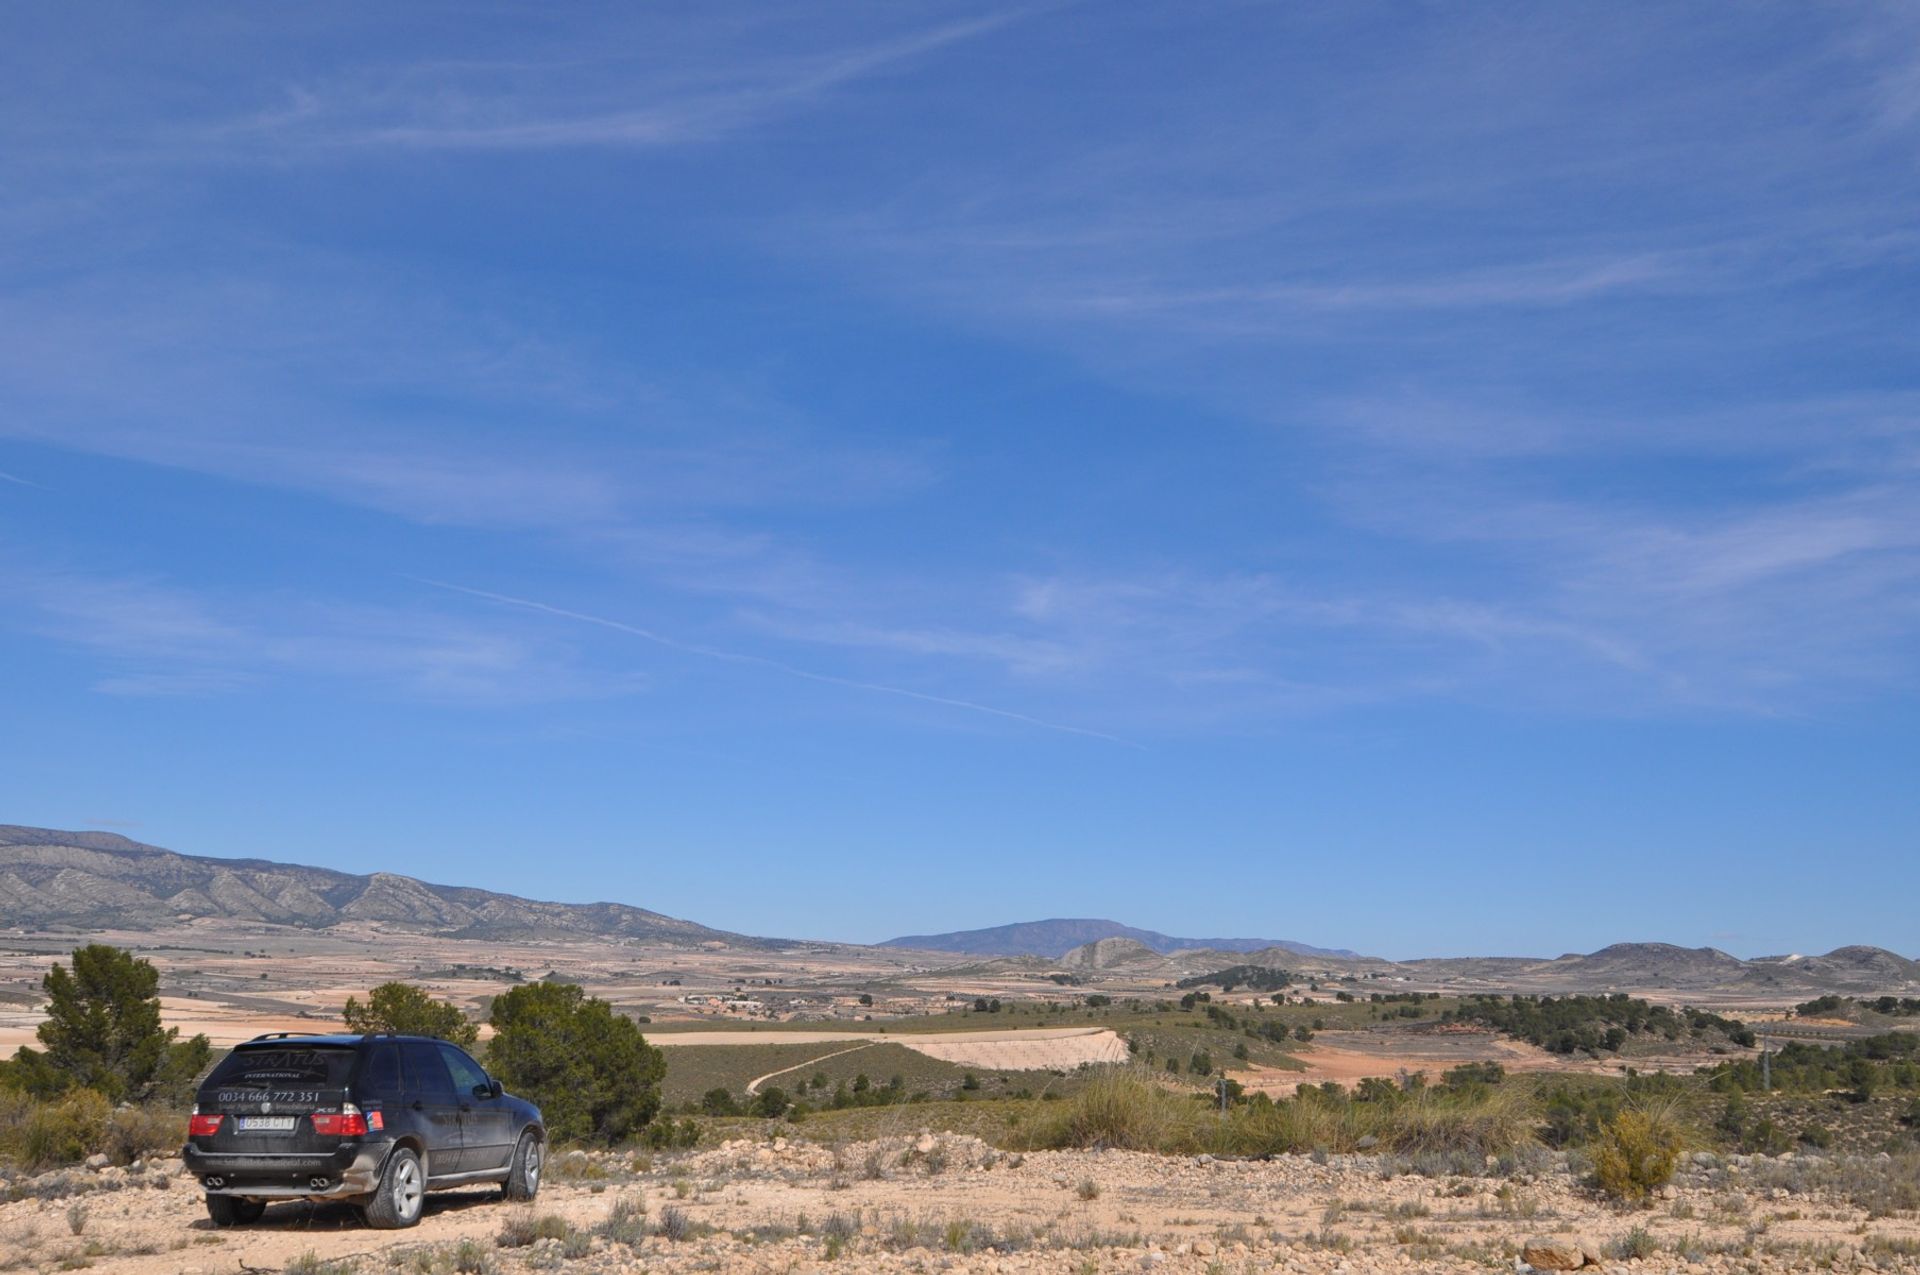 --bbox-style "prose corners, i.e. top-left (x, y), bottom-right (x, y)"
top-left (0, 469), bottom-right (43, 488)
top-left (417, 578), bottom-right (1132, 746)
